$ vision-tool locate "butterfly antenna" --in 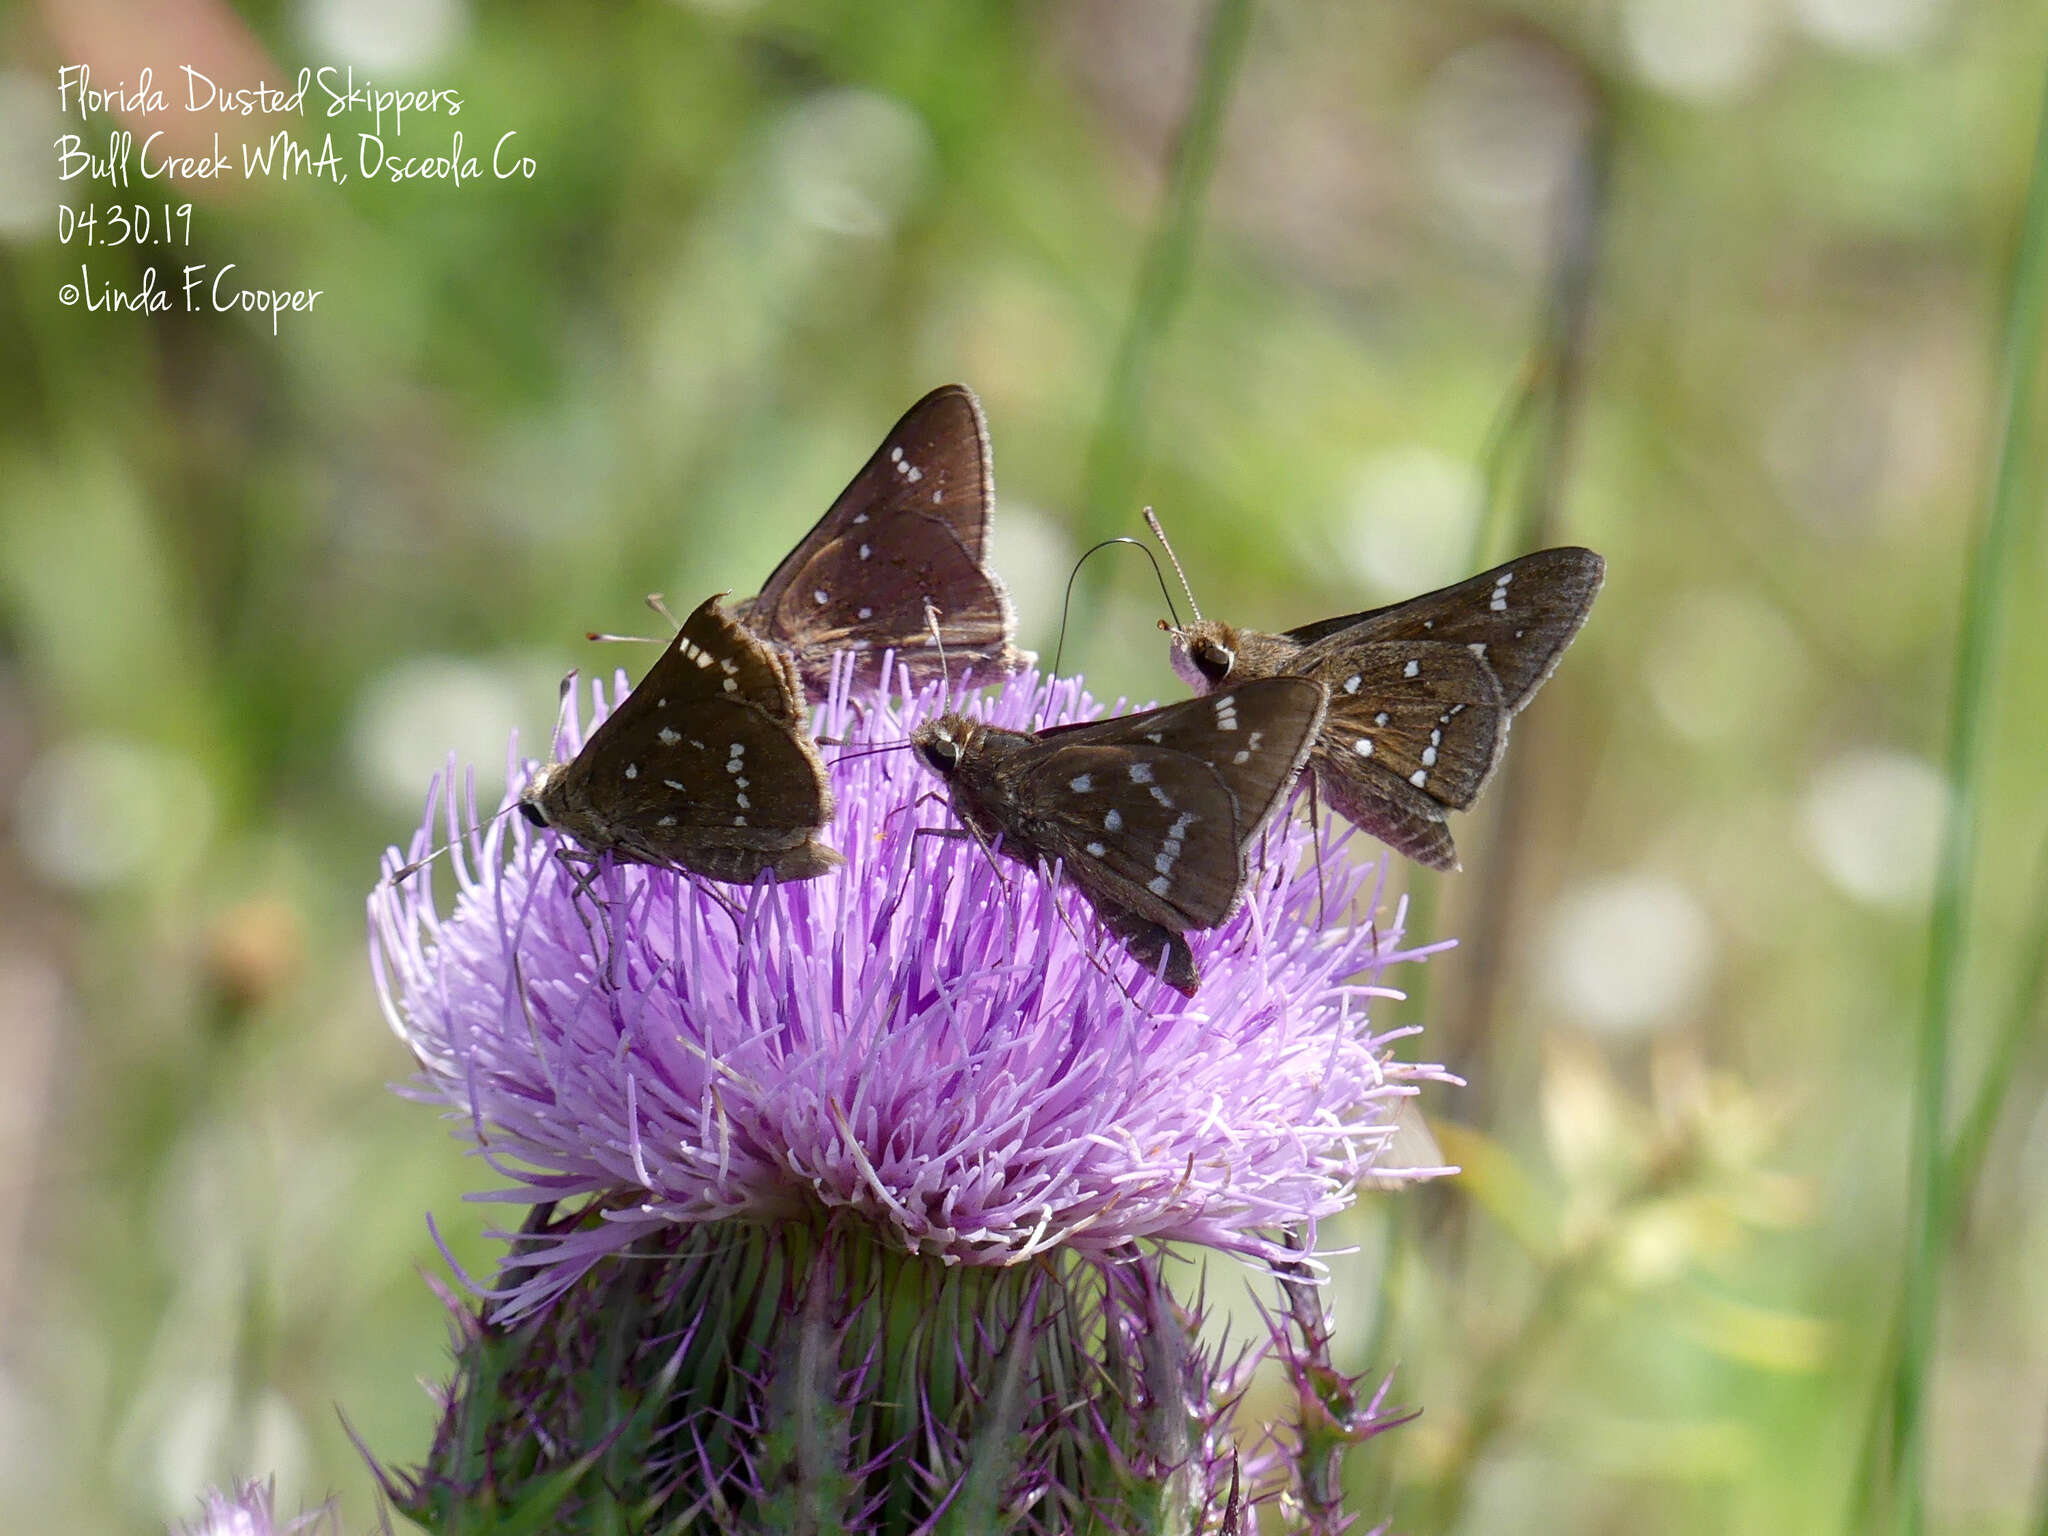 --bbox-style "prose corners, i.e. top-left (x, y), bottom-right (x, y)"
top-left (643, 593), bottom-right (683, 632)
top-left (550, 669), bottom-right (581, 759)
top-left (828, 739), bottom-right (916, 766)
top-left (1144, 507), bottom-right (1202, 623)
top-left (1050, 536), bottom-right (1184, 680)
top-left (388, 800), bottom-right (522, 884)
top-left (923, 599), bottom-right (951, 697)
top-left (587, 629), bottom-right (663, 645)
